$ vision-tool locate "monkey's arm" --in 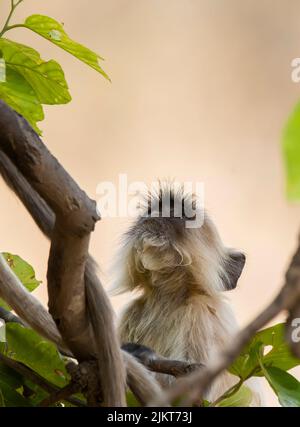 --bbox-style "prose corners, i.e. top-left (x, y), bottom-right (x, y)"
top-left (123, 343), bottom-right (204, 378)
